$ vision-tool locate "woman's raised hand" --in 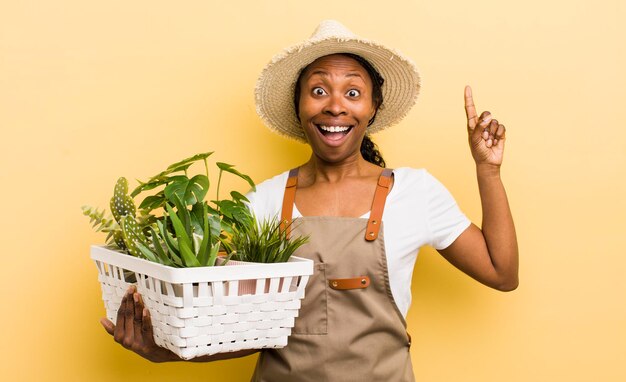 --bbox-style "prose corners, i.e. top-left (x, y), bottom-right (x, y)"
top-left (100, 285), bottom-right (178, 362)
top-left (464, 86), bottom-right (506, 167)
